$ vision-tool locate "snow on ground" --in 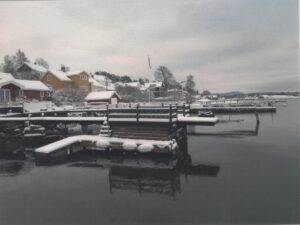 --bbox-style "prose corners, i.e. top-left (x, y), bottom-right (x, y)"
top-left (24, 101), bottom-right (55, 112)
